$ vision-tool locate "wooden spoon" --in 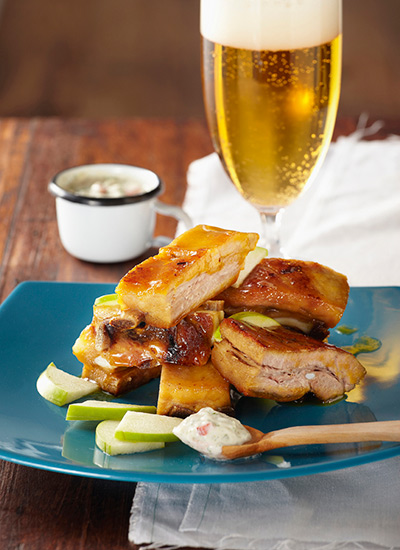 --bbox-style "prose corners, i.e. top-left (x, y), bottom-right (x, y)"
top-left (221, 420), bottom-right (400, 460)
